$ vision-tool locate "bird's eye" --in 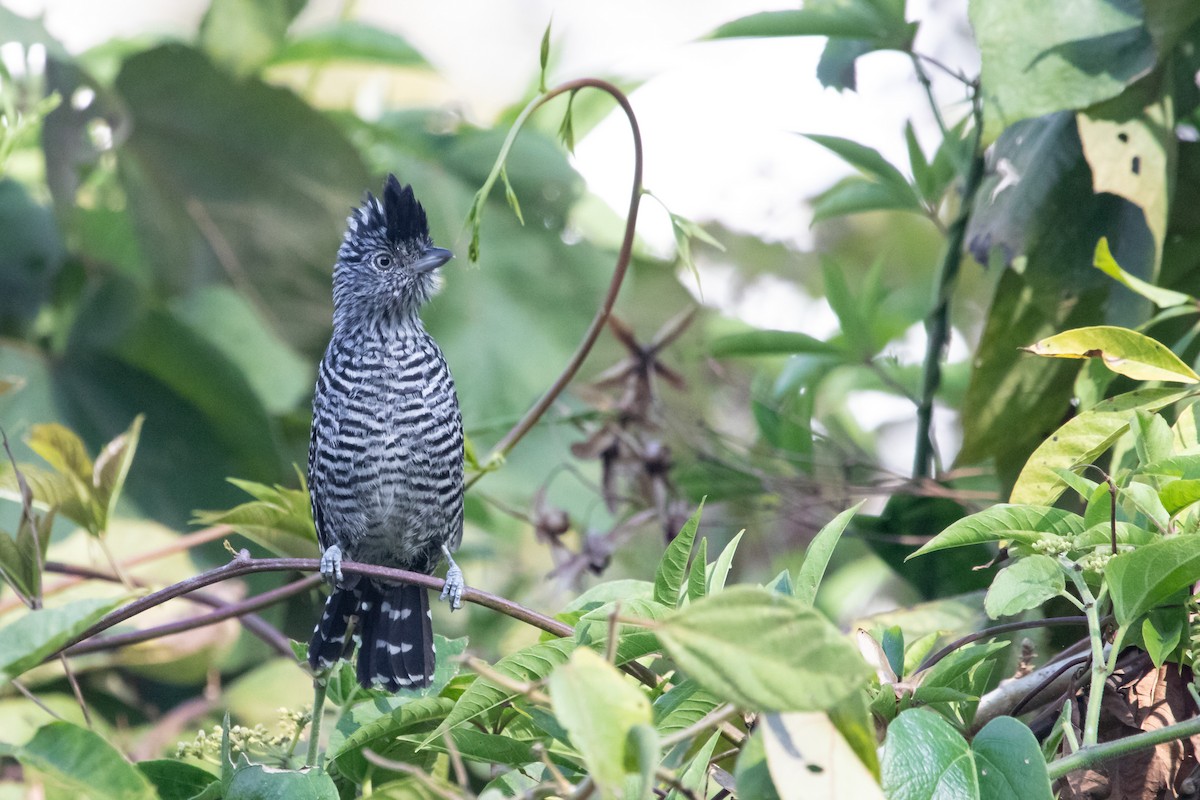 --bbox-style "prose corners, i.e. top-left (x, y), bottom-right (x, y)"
top-left (374, 253), bottom-right (393, 269)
